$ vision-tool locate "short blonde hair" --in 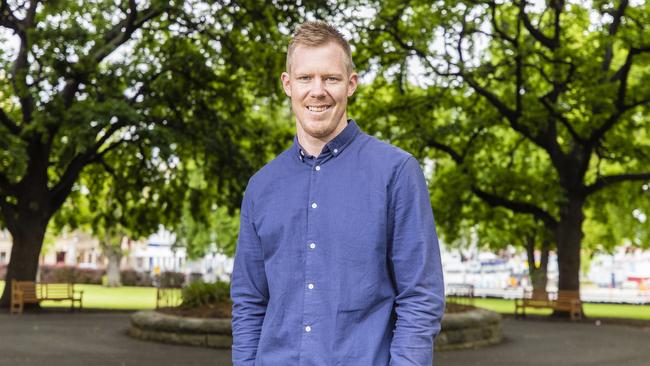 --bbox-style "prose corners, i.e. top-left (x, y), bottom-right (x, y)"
top-left (286, 21), bottom-right (354, 75)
